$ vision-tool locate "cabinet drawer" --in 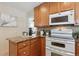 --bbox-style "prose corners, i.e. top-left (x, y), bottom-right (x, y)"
top-left (18, 40), bottom-right (30, 49)
top-left (18, 46), bottom-right (30, 56)
top-left (31, 39), bottom-right (38, 44)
